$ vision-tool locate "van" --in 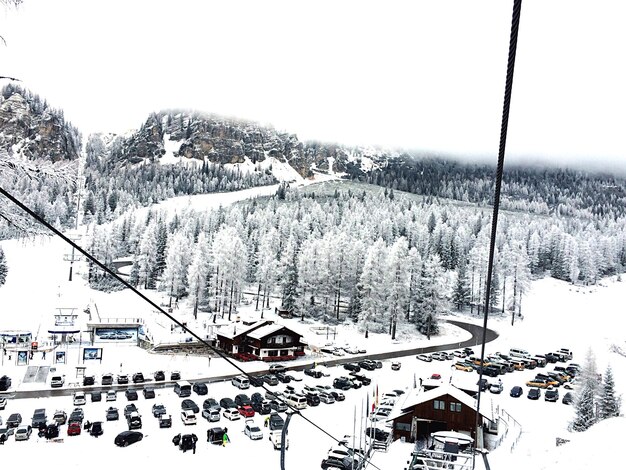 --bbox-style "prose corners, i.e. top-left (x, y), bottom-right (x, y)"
top-left (509, 348), bottom-right (530, 359)
top-left (174, 381), bottom-right (192, 398)
top-left (285, 393), bottom-right (307, 410)
top-left (231, 375), bottom-right (250, 390)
